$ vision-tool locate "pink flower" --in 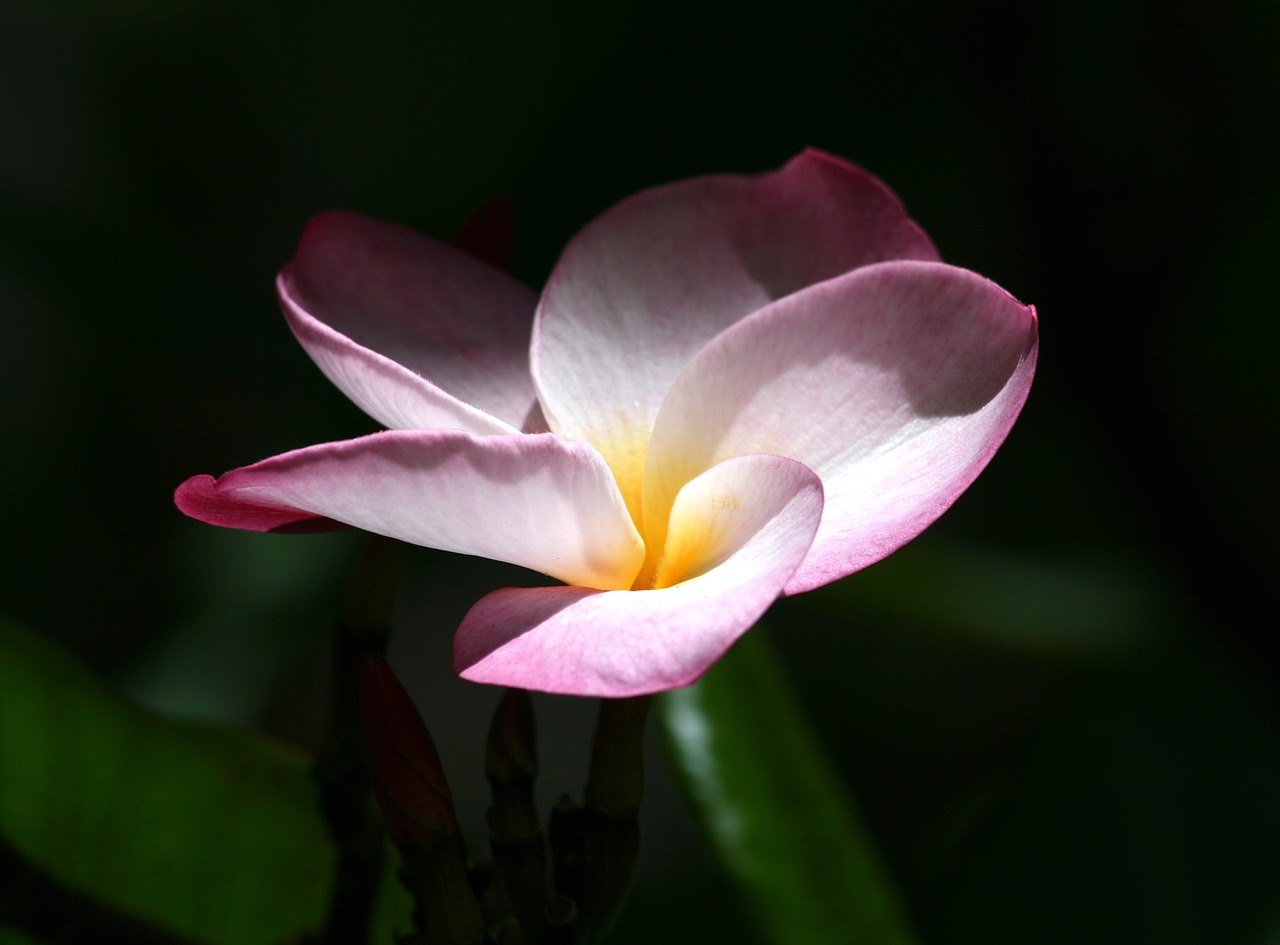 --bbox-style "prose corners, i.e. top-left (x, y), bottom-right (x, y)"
top-left (176, 150), bottom-right (1037, 697)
